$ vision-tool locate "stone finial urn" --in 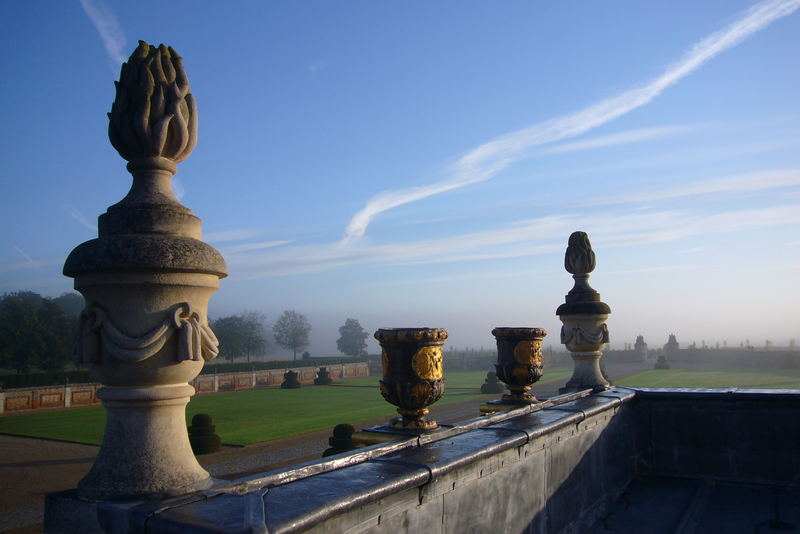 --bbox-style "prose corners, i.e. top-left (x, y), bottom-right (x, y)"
top-left (62, 42), bottom-right (226, 500)
top-left (556, 231), bottom-right (611, 392)
top-left (491, 327), bottom-right (547, 403)
top-left (375, 328), bottom-right (447, 431)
